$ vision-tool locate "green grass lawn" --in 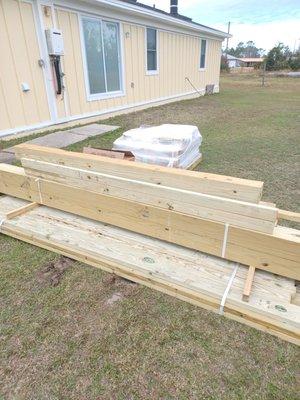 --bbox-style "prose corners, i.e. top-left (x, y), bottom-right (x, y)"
top-left (1, 74), bottom-right (299, 399)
